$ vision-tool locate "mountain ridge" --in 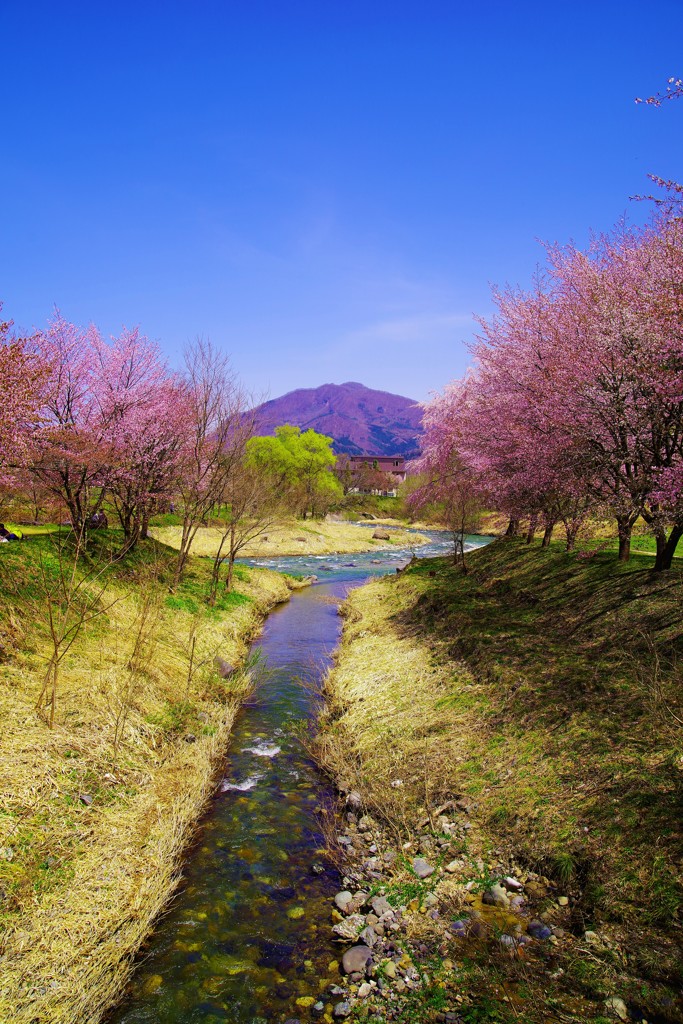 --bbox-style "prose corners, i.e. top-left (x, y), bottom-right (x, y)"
top-left (251, 381), bottom-right (424, 457)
